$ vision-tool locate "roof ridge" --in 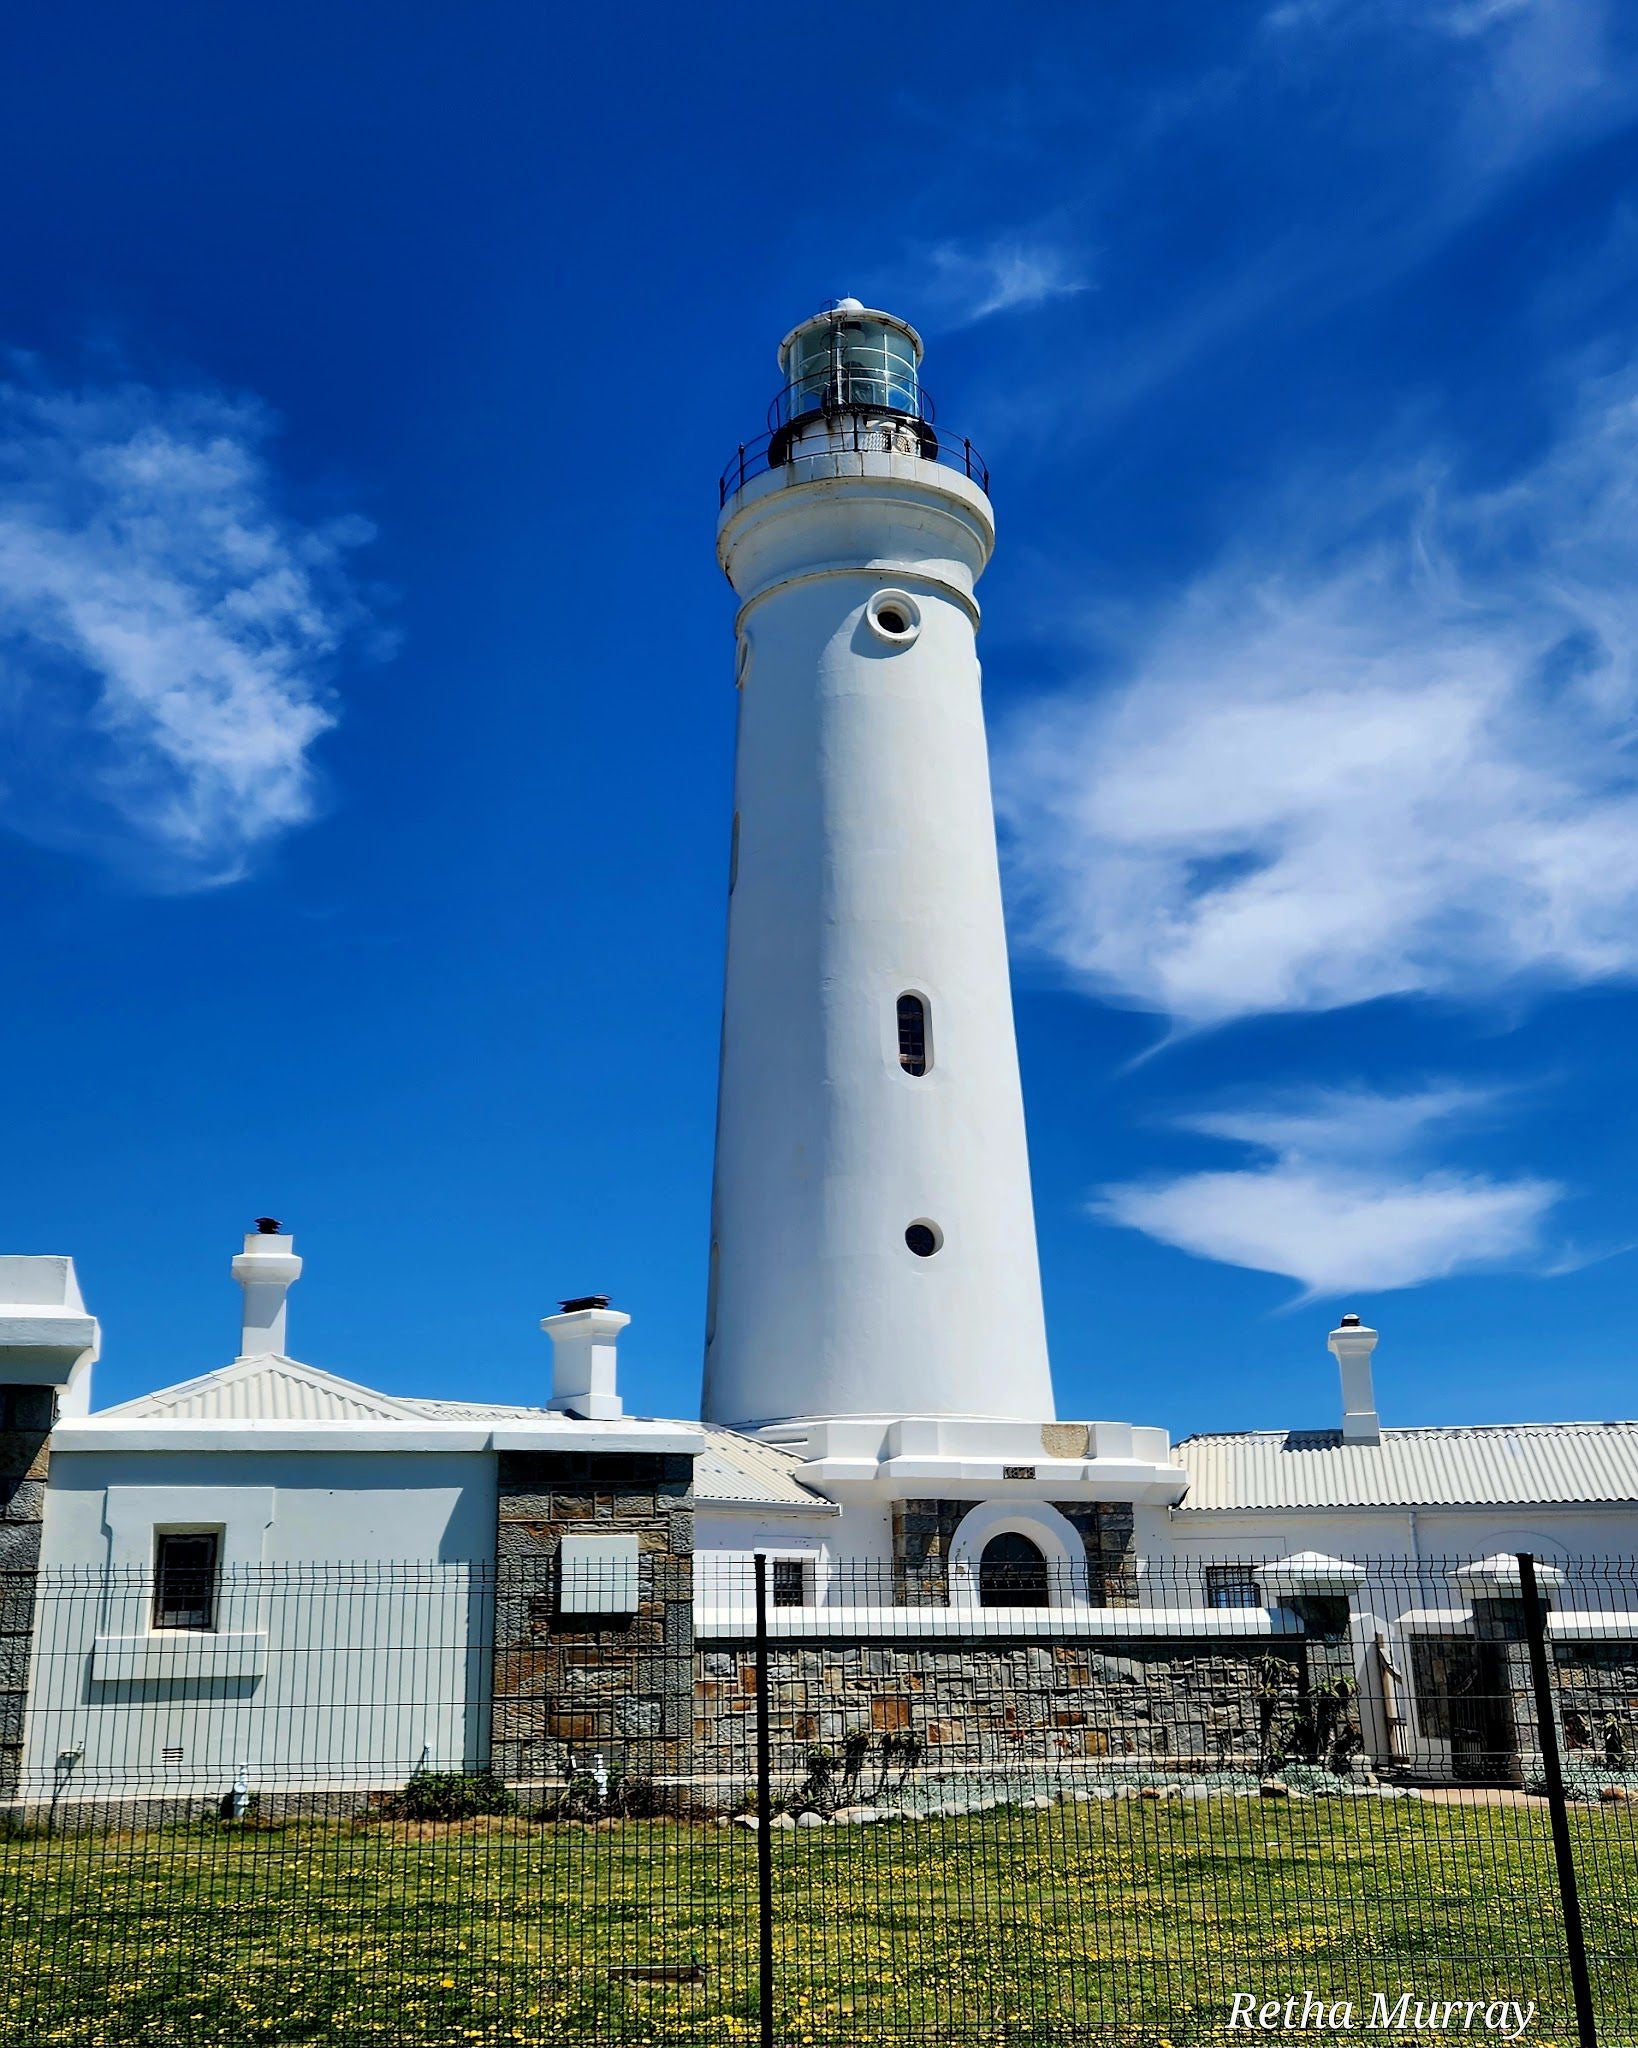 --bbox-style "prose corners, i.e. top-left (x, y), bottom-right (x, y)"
top-left (1180, 1418), bottom-right (1638, 1445)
